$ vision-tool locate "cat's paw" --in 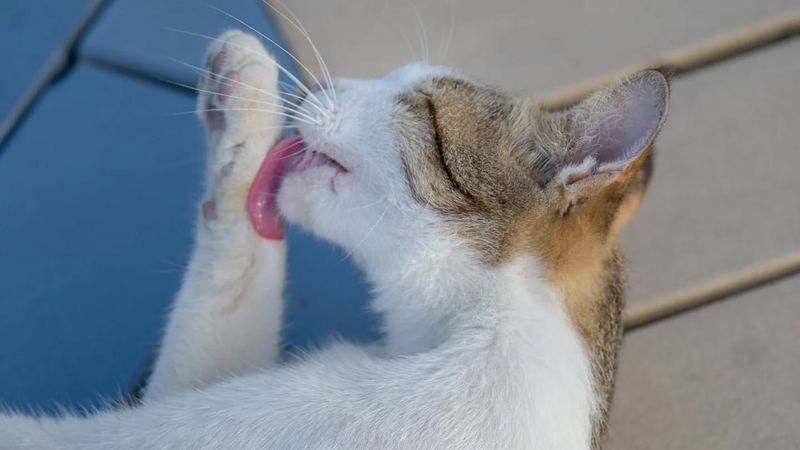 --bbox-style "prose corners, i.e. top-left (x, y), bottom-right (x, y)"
top-left (198, 30), bottom-right (281, 224)
top-left (198, 30), bottom-right (279, 135)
